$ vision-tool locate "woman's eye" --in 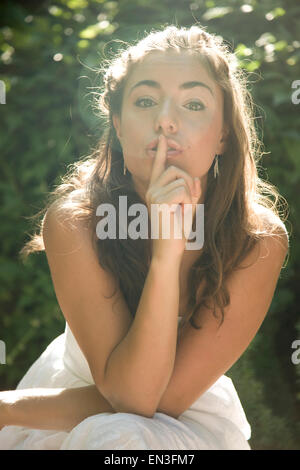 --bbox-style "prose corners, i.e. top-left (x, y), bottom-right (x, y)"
top-left (134, 98), bottom-right (154, 108)
top-left (186, 101), bottom-right (205, 111)
top-left (134, 98), bottom-right (205, 111)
